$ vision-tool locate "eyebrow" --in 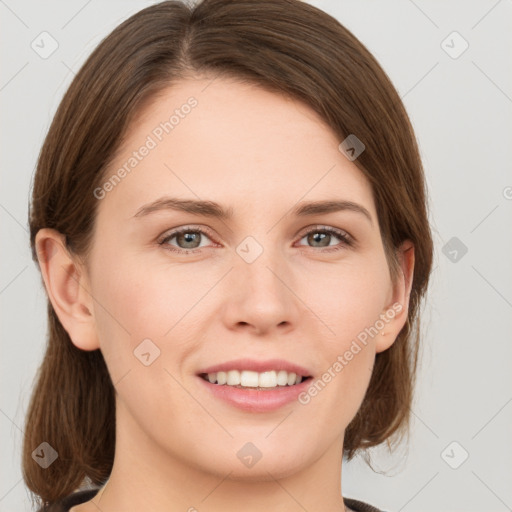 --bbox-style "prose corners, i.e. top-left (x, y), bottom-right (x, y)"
top-left (133, 197), bottom-right (373, 225)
